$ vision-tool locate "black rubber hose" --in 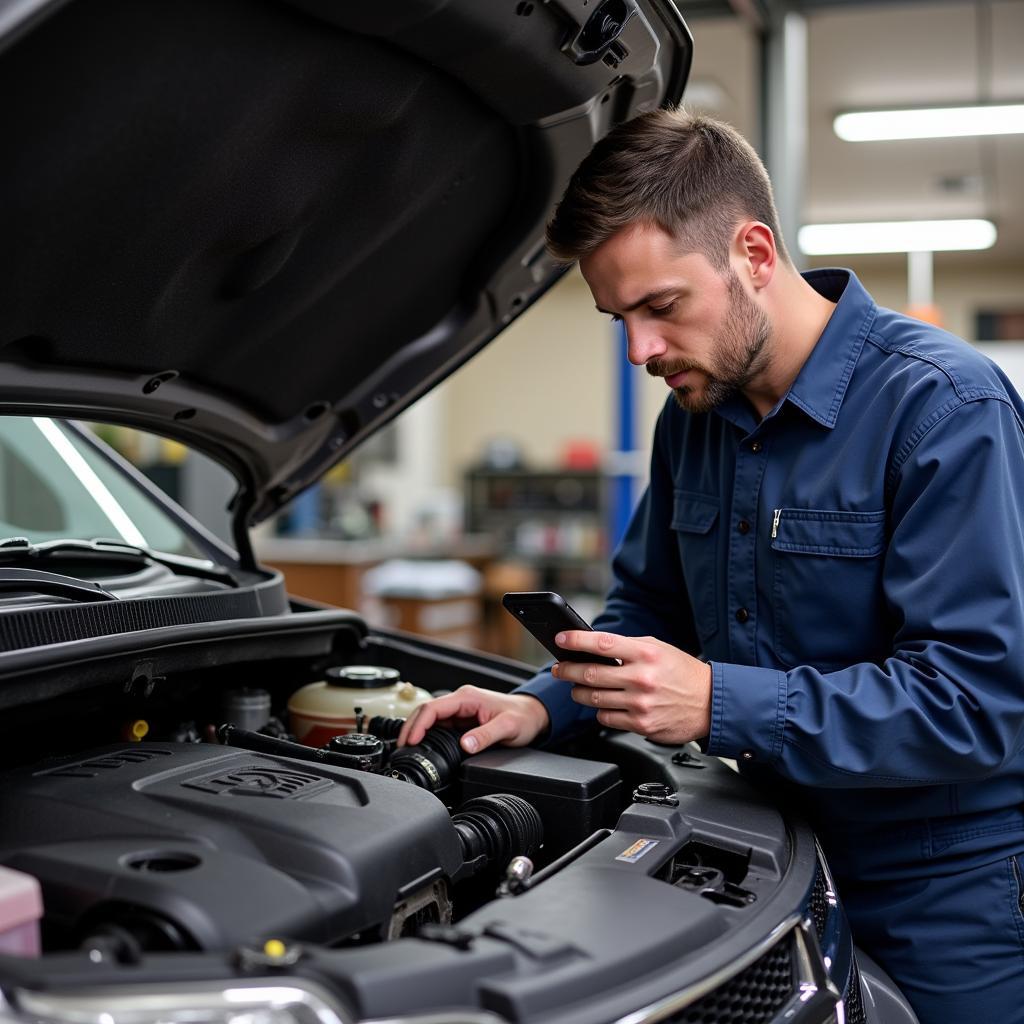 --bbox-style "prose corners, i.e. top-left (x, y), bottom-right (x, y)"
top-left (452, 794), bottom-right (543, 875)
top-left (389, 726), bottom-right (465, 792)
top-left (367, 716), bottom-right (404, 741)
